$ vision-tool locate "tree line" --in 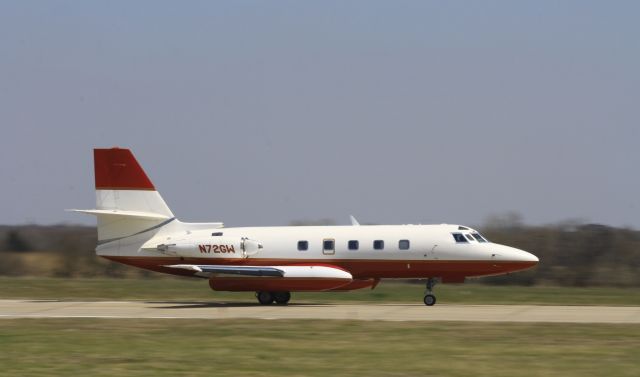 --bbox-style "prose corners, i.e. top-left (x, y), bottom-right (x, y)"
top-left (1, 221), bottom-right (638, 286)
